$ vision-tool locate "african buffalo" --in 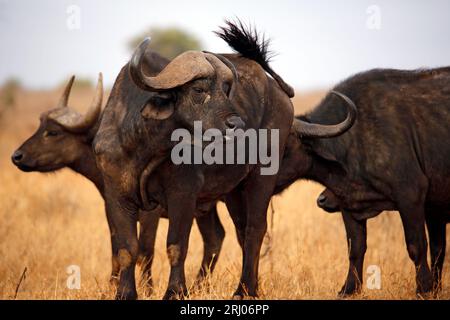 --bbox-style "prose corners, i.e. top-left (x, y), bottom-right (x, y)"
top-left (277, 67), bottom-right (450, 297)
top-left (11, 73), bottom-right (226, 295)
top-left (93, 20), bottom-right (297, 300)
